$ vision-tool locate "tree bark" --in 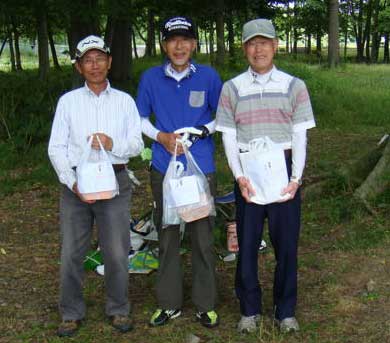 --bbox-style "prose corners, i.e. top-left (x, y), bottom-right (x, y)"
top-left (0, 38), bottom-right (7, 57)
top-left (7, 26), bottom-right (16, 72)
top-left (36, 5), bottom-right (50, 80)
top-left (226, 14), bottom-right (235, 58)
top-left (11, 18), bottom-right (22, 71)
top-left (131, 26), bottom-right (138, 59)
top-left (48, 29), bottom-right (60, 70)
top-left (209, 23), bottom-right (215, 63)
top-left (370, 0), bottom-right (380, 63)
top-left (355, 0), bottom-right (365, 62)
top-left (215, 0), bottom-right (225, 65)
top-left (328, 0), bottom-right (340, 68)
top-left (364, 0), bottom-right (372, 63)
top-left (307, 33), bottom-right (311, 54)
top-left (145, 8), bottom-right (155, 57)
top-left (109, 19), bottom-right (131, 82)
top-left (354, 137), bottom-right (390, 213)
